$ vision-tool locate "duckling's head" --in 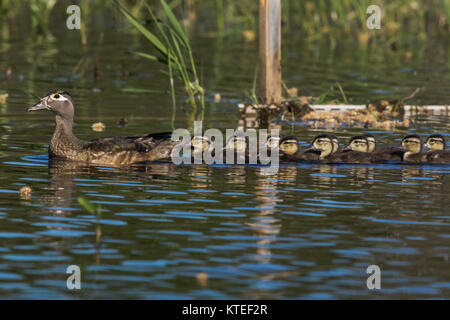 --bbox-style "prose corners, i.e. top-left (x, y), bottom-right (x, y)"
top-left (279, 136), bottom-right (298, 155)
top-left (344, 136), bottom-right (369, 153)
top-left (328, 134), bottom-right (340, 153)
top-left (306, 134), bottom-right (335, 159)
top-left (266, 135), bottom-right (281, 149)
top-left (191, 136), bottom-right (211, 154)
top-left (401, 134), bottom-right (422, 155)
top-left (226, 136), bottom-right (247, 153)
top-left (27, 90), bottom-right (74, 121)
top-left (425, 134), bottom-right (446, 151)
top-left (363, 133), bottom-right (376, 153)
